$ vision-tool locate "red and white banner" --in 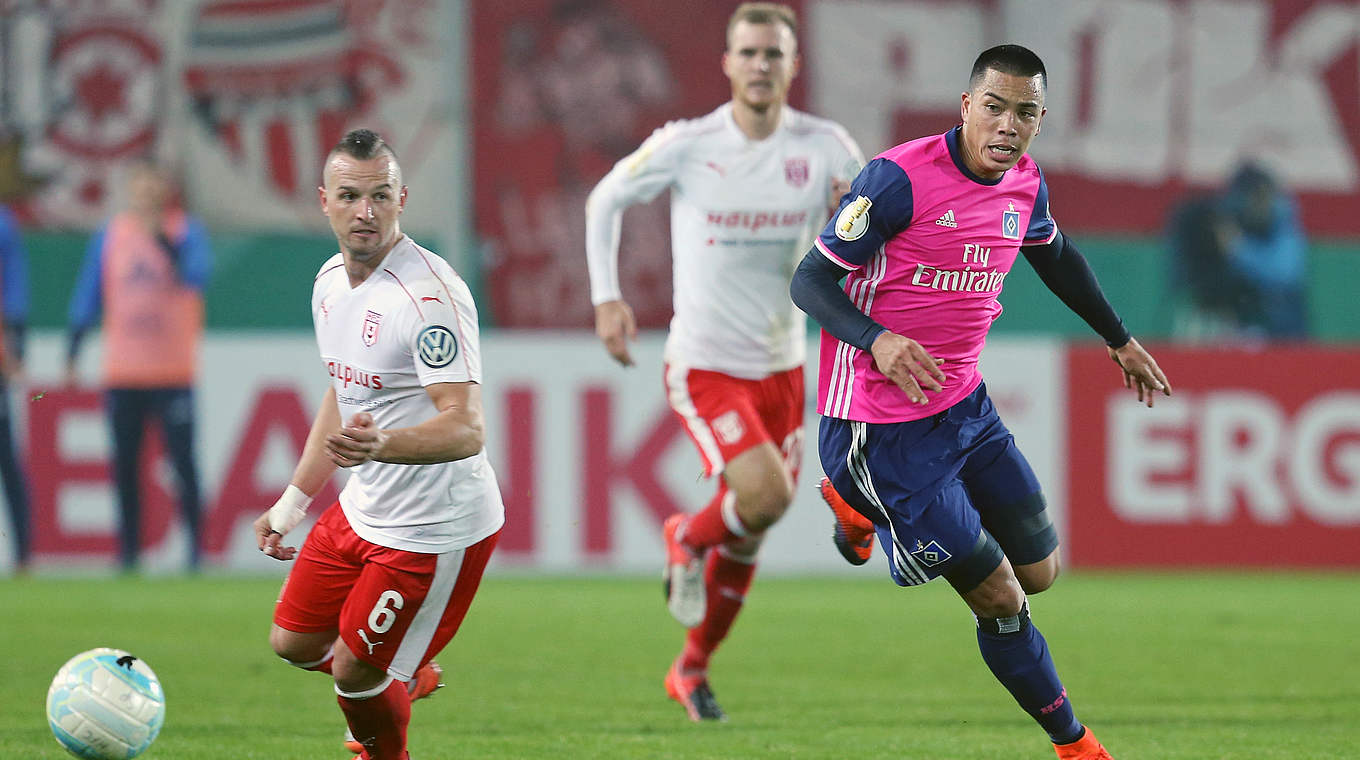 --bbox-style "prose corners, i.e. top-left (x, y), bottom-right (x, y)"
top-left (7, 332), bottom-right (1062, 574)
top-left (1, 1), bottom-right (456, 233)
top-left (471, 0), bottom-right (1360, 325)
top-left (1066, 346), bottom-right (1360, 567)
top-left (11, 333), bottom-right (1358, 572)
top-left (810, 0), bottom-right (1360, 237)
